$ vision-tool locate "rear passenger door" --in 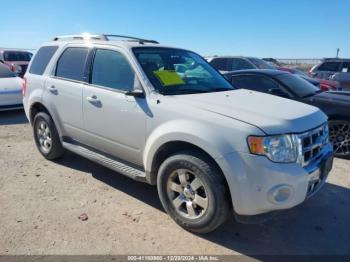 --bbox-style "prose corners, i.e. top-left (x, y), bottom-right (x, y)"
top-left (81, 48), bottom-right (146, 166)
top-left (43, 46), bottom-right (90, 138)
